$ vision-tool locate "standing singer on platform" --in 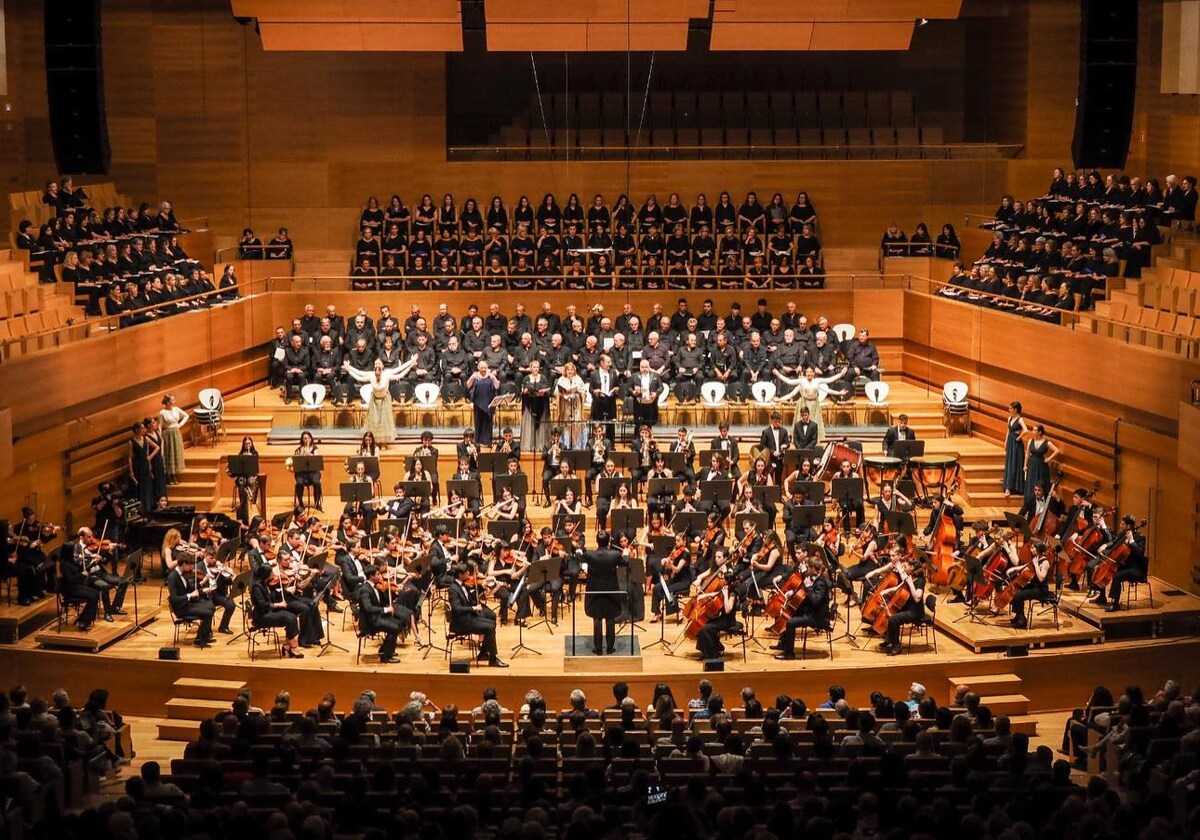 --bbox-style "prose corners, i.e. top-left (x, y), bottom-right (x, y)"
top-left (632, 358), bottom-right (663, 429)
top-left (342, 357), bottom-right (415, 446)
top-left (582, 531), bottom-right (626, 655)
top-left (554, 361), bottom-right (587, 448)
top-left (776, 365), bottom-right (848, 442)
top-left (520, 359), bottom-right (552, 453)
top-left (466, 361), bottom-right (501, 445)
top-left (158, 394), bottom-right (189, 485)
